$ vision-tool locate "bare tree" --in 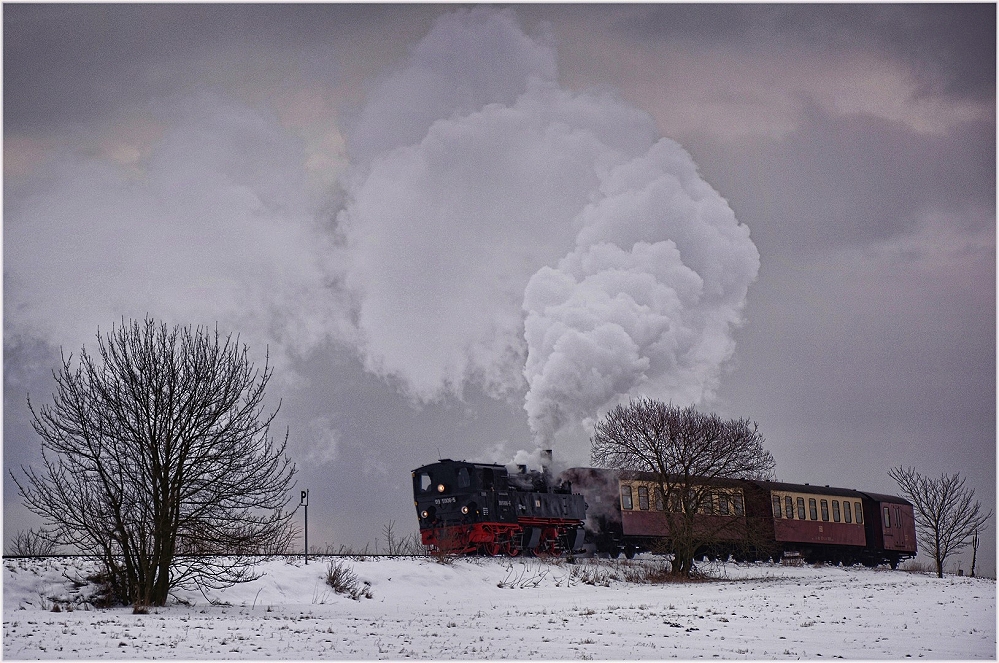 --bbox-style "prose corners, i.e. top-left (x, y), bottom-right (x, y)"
top-left (6, 528), bottom-right (58, 557)
top-left (888, 466), bottom-right (991, 578)
top-left (12, 318), bottom-right (297, 606)
top-left (591, 398), bottom-right (775, 576)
